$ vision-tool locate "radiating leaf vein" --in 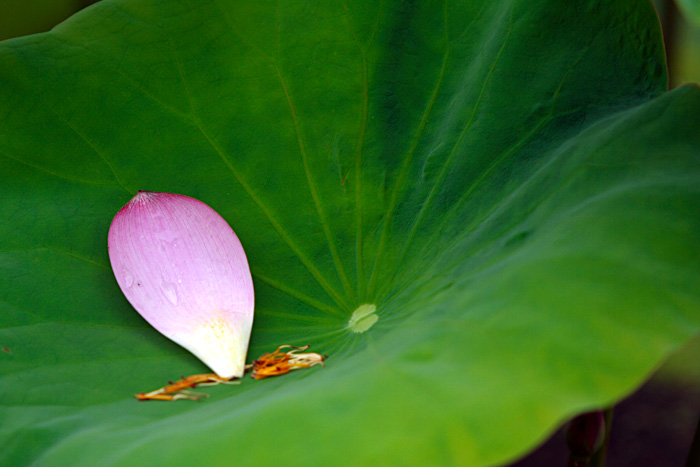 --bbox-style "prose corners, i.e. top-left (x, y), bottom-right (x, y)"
top-left (392, 8), bottom-right (514, 278)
